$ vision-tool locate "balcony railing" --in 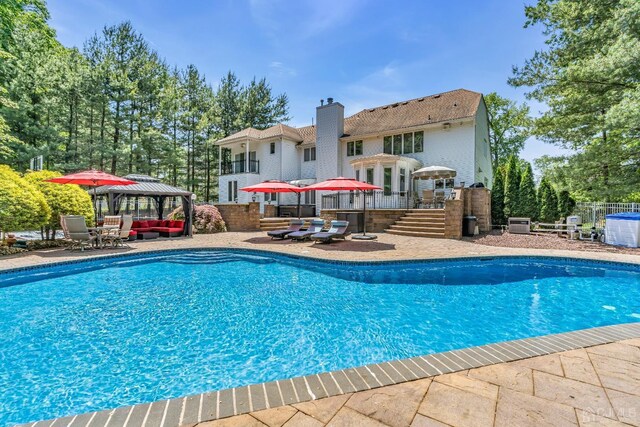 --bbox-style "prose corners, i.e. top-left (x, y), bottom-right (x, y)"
top-left (221, 159), bottom-right (260, 175)
top-left (321, 190), bottom-right (414, 210)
